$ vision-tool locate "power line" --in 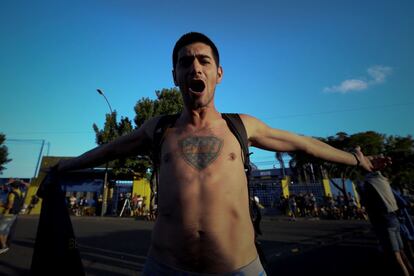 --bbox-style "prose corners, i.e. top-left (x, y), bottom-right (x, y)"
top-left (5, 131), bottom-right (93, 135)
top-left (7, 139), bottom-right (45, 143)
